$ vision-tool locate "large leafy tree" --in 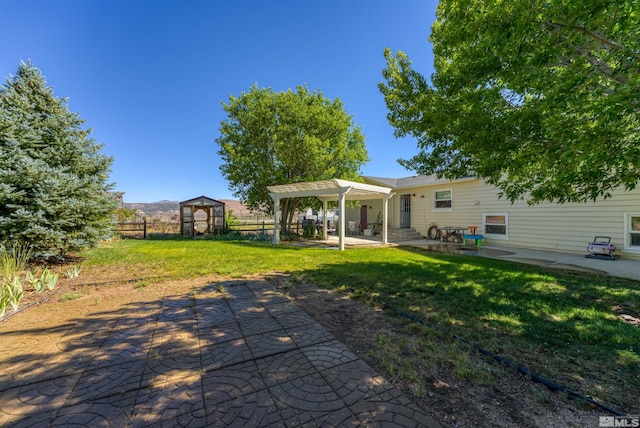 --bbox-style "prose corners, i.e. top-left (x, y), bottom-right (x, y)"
top-left (0, 62), bottom-right (116, 257)
top-left (380, 0), bottom-right (639, 203)
top-left (216, 84), bottom-right (368, 231)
